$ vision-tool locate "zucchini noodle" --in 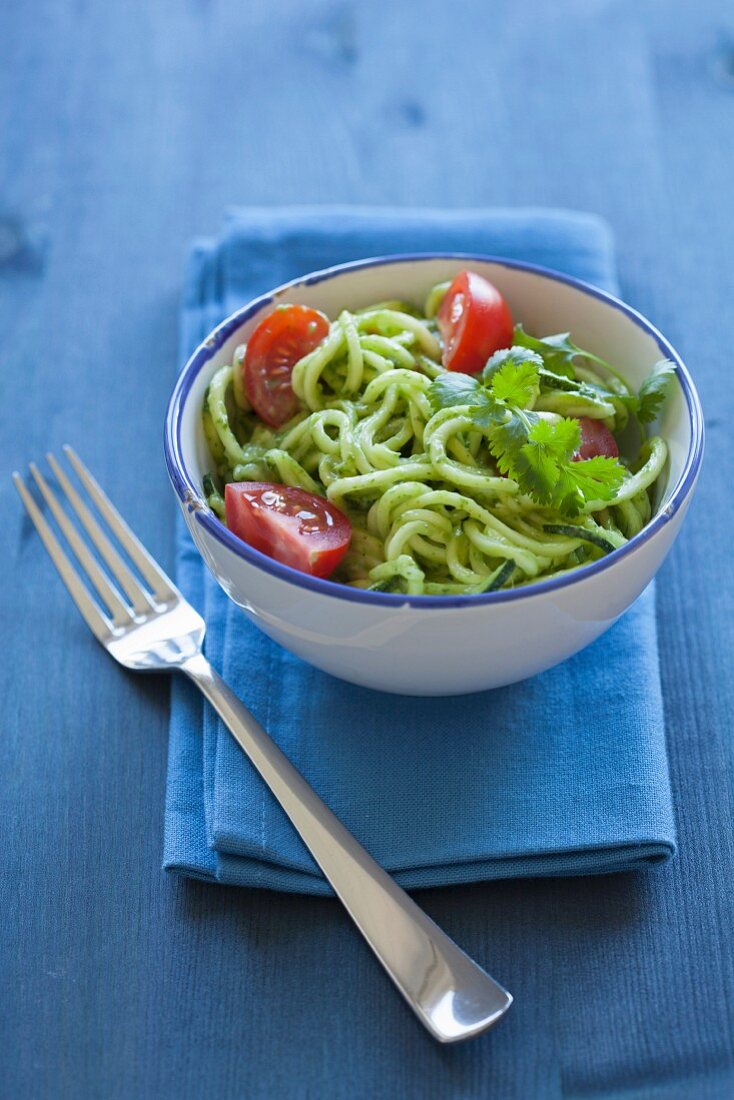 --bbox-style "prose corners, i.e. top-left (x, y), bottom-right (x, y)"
top-left (202, 286), bottom-right (668, 595)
